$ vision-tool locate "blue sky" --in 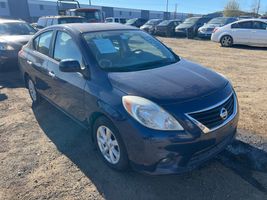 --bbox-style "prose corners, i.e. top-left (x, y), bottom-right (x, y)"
top-left (56, 0), bottom-right (267, 14)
